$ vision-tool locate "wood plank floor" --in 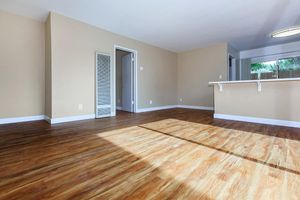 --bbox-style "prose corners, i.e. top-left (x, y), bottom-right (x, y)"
top-left (1, 108), bottom-right (300, 199)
